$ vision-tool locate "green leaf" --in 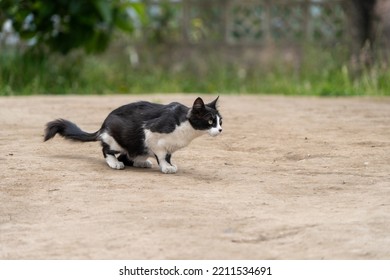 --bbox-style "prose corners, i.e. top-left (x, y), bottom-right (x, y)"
top-left (94, 0), bottom-right (112, 24)
top-left (114, 13), bottom-right (133, 33)
top-left (128, 2), bottom-right (147, 25)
